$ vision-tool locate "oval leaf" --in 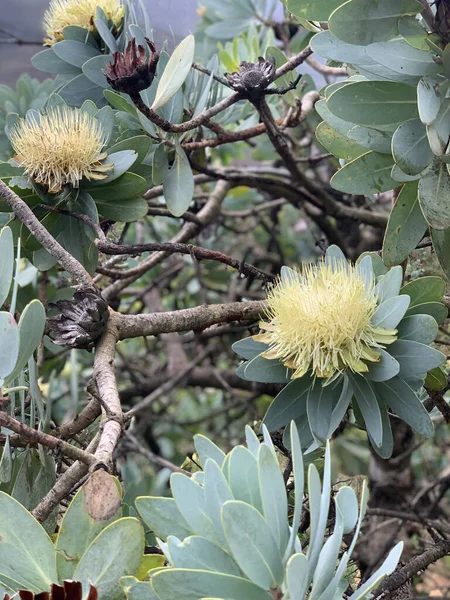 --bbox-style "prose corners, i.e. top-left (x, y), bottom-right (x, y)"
top-left (163, 145), bottom-right (194, 217)
top-left (73, 517), bottom-right (144, 600)
top-left (0, 491), bottom-right (58, 592)
top-left (5, 300), bottom-right (46, 385)
top-left (222, 500), bottom-right (284, 588)
top-left (151, 35), bottom-right (195, 111)
top-left (0, 312), bottom-right (19, 384)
